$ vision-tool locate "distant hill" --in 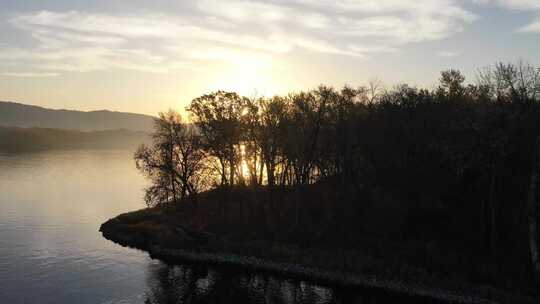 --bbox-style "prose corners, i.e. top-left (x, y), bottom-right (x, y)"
top-left (0, 101), bottom-right (155, 132)
top-left (0, 126), bottom-right (150, 152)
